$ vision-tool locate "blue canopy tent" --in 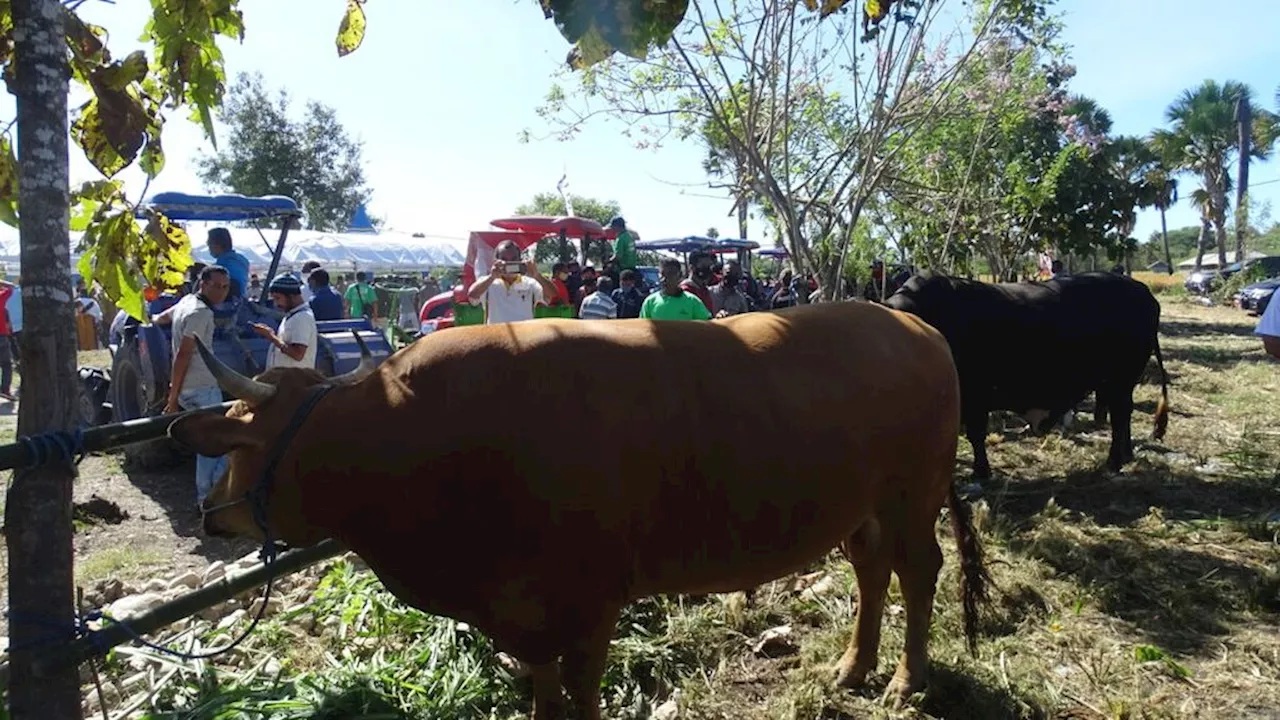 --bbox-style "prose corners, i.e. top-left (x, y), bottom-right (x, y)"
top-left (634, 236), bottom-right (718, 270)
top-left (634, 236), bottom-right (718, 253)
top-left (137, 192), bottom-right (303, 303)
top-left (709, 238), bottom-right (761, 272)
